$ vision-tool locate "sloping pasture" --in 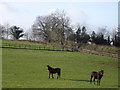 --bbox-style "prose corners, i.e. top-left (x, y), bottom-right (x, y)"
top-left (2, 47), bottom-right (118, 88)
